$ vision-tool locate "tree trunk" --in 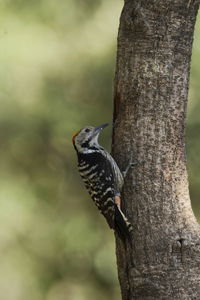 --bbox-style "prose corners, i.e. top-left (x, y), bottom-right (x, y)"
top-left (112, 1), bottom-right (200, 299)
